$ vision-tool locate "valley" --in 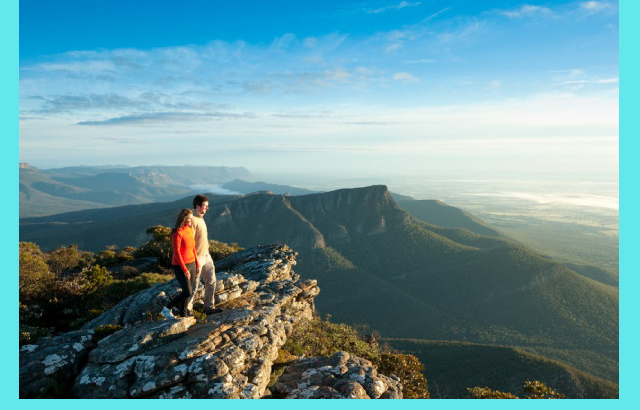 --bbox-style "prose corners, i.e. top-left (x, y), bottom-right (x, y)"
top-left (19, 181), bottom-right (619, 396)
